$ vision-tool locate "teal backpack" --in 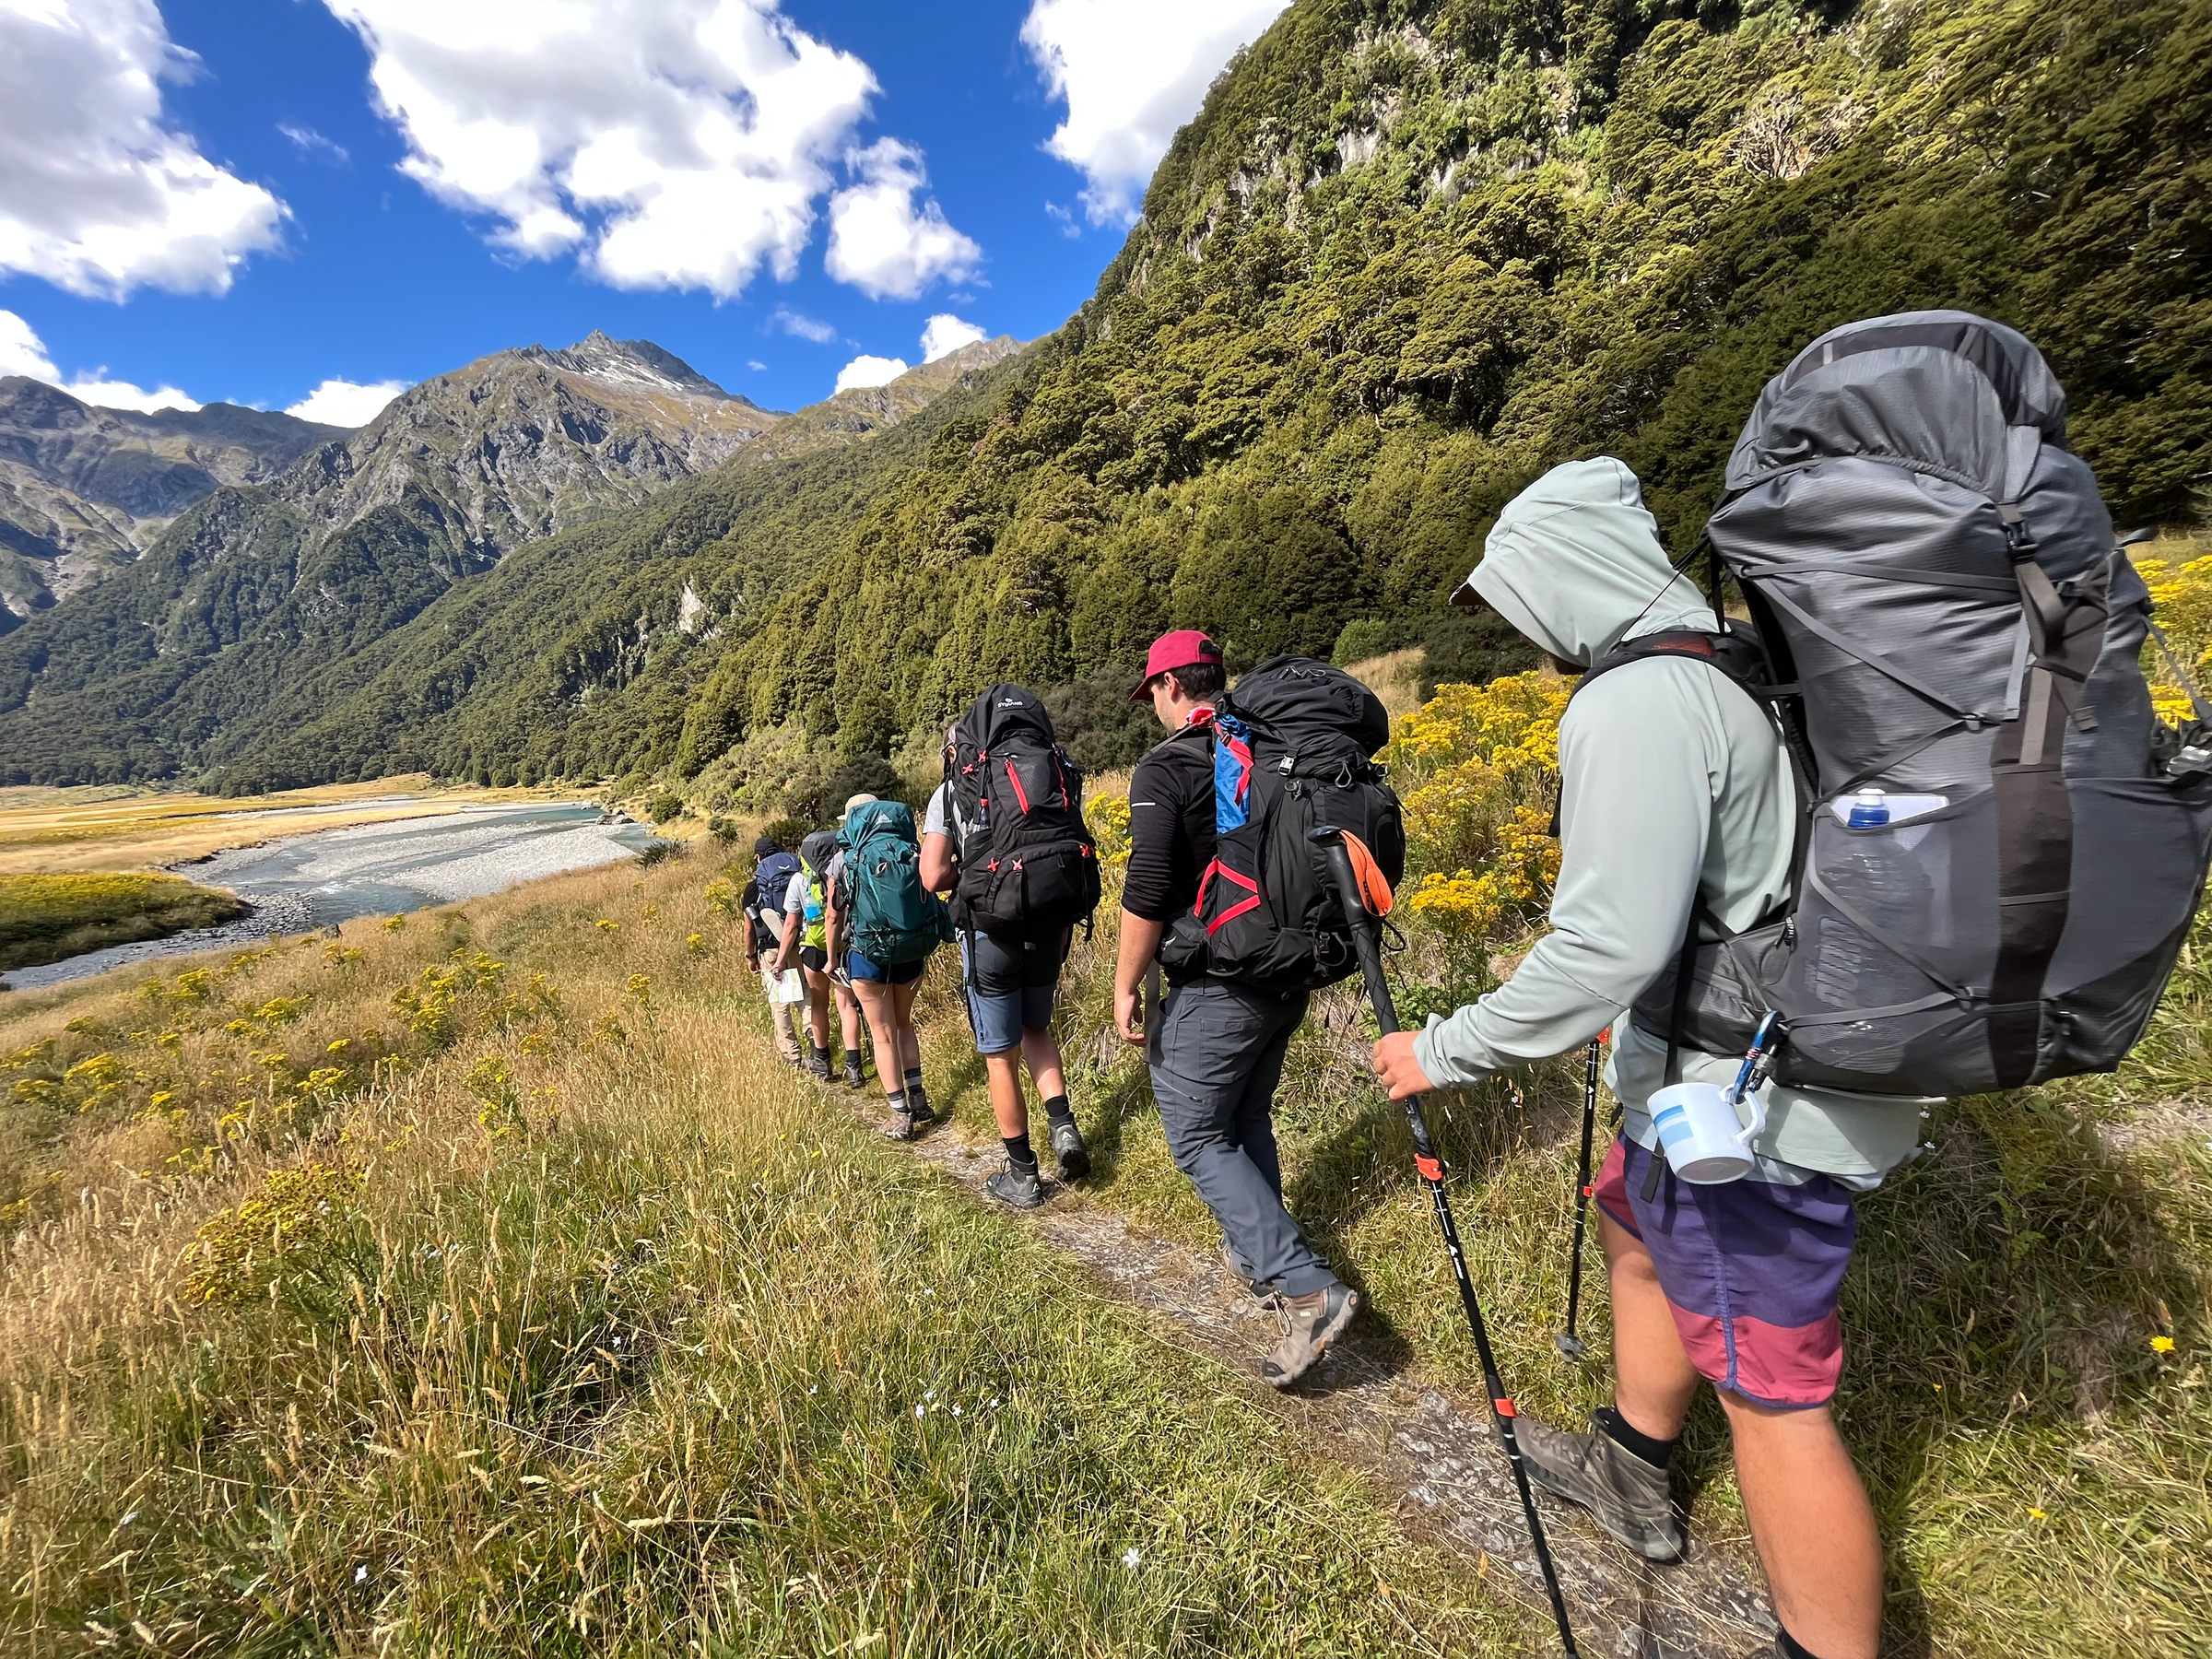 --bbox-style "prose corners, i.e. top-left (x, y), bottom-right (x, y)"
top-left (835, 800), bottom-right (954, 967)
